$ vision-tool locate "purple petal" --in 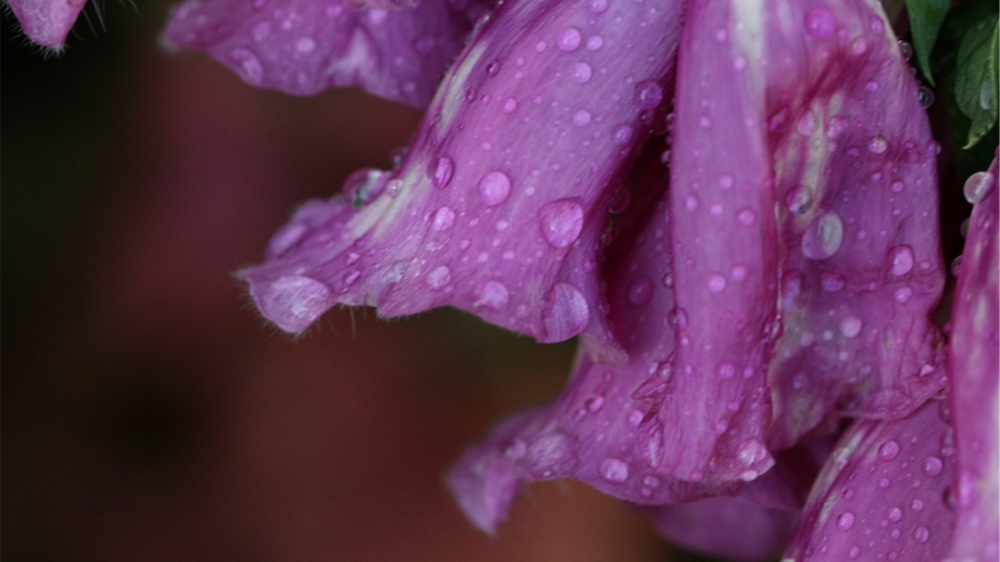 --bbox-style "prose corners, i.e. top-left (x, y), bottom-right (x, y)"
top-left (946, 157), bottom-right (999, 562)
top-left (243, 0), bottom-right (683, 355)
top-left (7, 0), bottom-right (85, 48)
top-left (670, 0), bottom-right (946, 453)
top-left (163, 0), bottom-right (489, 107)
top-left (784, 398), bottom-right (956, 561)
top-left (644, 497), bottom-right (798, 562)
